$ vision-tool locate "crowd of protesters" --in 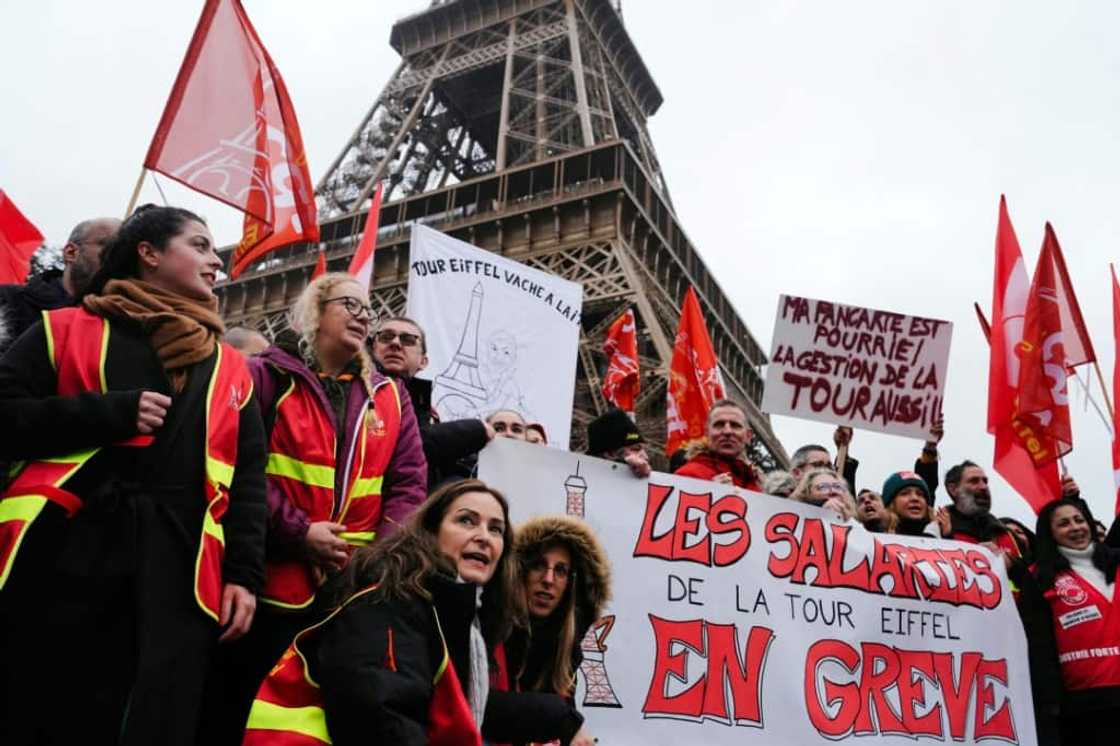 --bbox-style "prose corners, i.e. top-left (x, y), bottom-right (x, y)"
top-left (0, 206), bottom-right (1117, 745)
